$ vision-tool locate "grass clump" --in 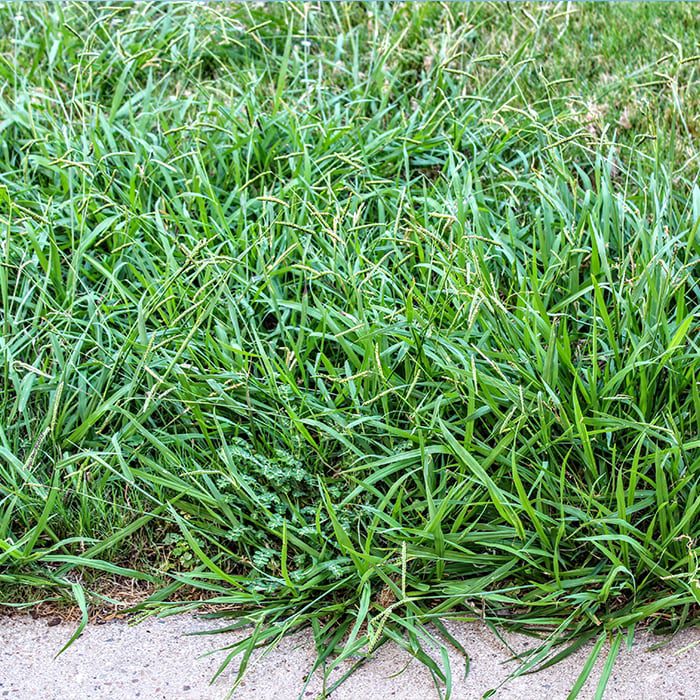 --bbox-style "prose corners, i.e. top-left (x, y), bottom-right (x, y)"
top-left (0, 2), bottom-right (698, 696)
